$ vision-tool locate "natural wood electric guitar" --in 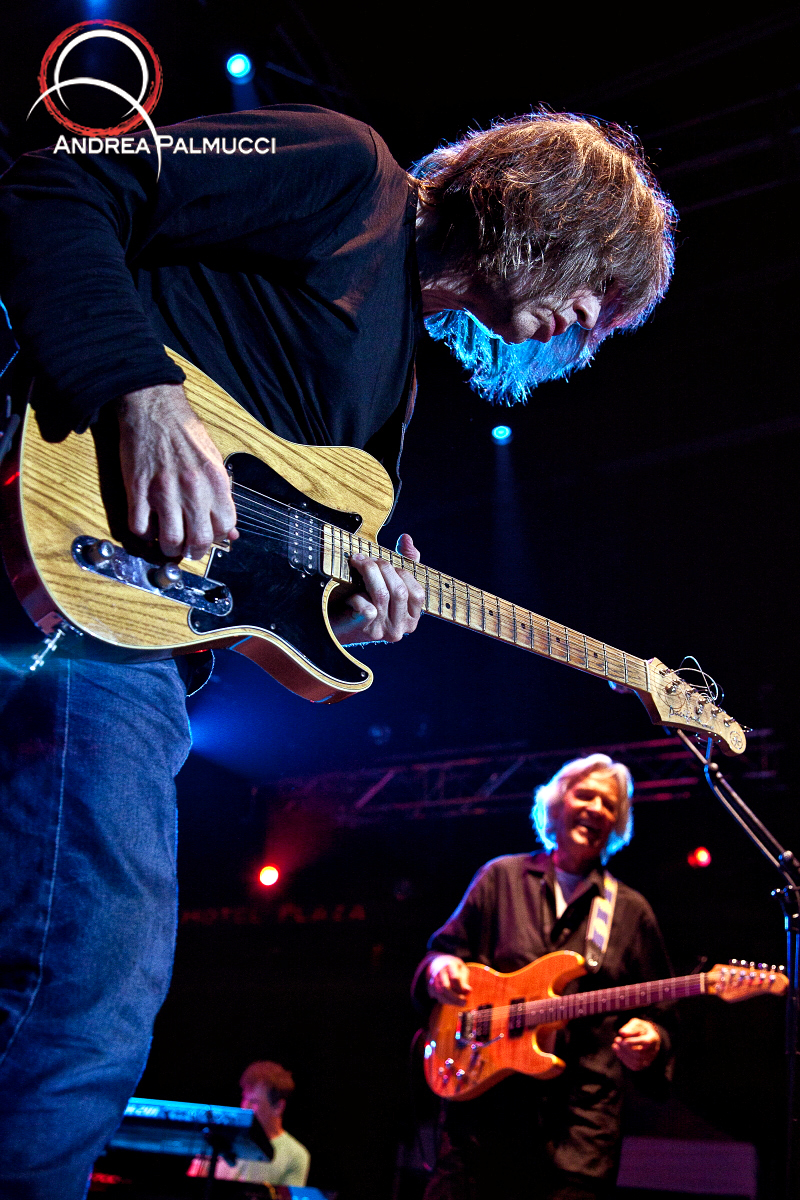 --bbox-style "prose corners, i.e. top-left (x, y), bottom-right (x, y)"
top-left (424, 951), bottom-right (788, 1100)
top-left (1, 348), bottom-right (745, 753)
